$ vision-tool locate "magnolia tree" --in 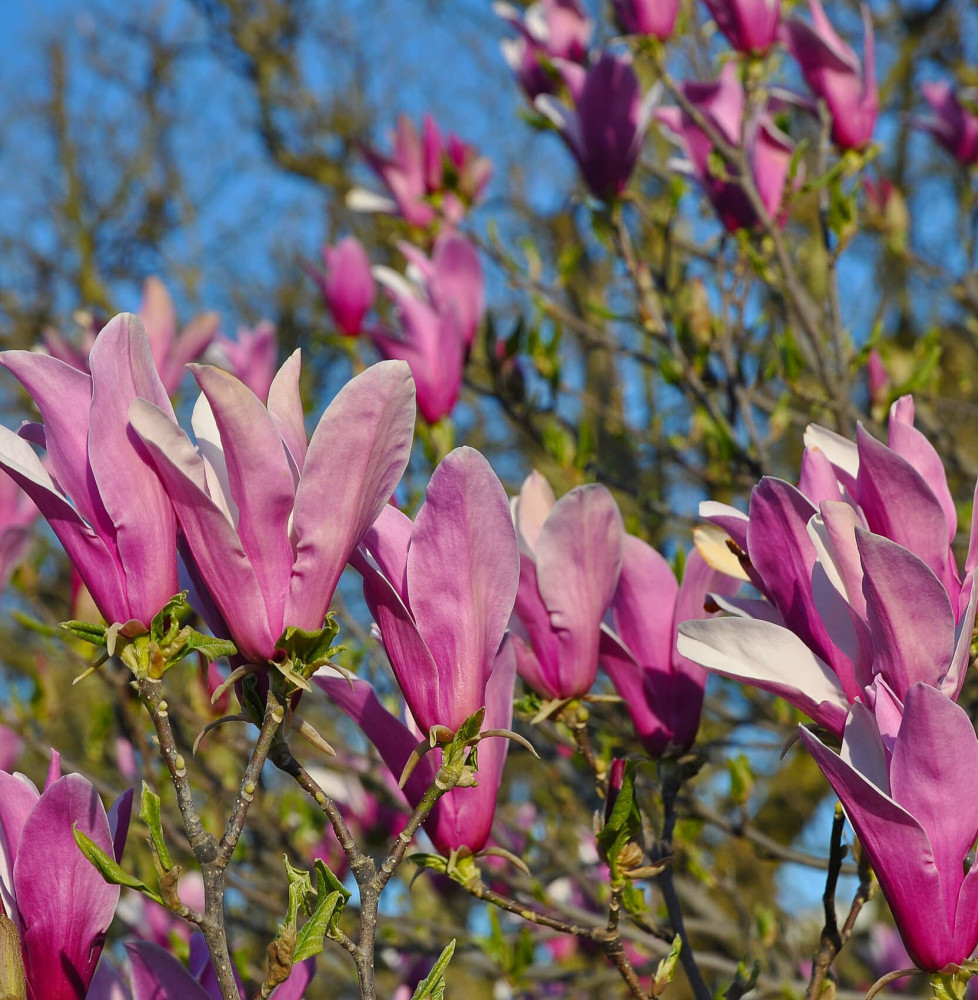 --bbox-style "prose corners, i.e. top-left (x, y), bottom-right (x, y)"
top-left (2, 0), bottom-right (978, 998)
